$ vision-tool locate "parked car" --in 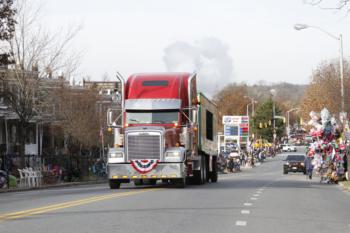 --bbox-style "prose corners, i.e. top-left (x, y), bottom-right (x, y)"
top-left (282, 144), bottom-right (297, 152)
top-left (283, 155), bottom-right (306, 174)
